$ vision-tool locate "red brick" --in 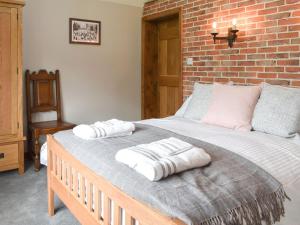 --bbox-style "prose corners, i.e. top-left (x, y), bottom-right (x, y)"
top-left (267, 53), bottom-right (289, 59)
top-left (292, 80), bottom-right (300, 87)
top-left (286, 67), bottom-right (300, 72)
top-left (266, 12), bottom-right (290, 20)
top-left (266, 0), bottom-right (284, 8)
top-left (258, 73), bottom-right (277, 78)
top-left (277, 60), bottom-right (299, 66)
top-left (239, 72), bottom-right (257, 77)
top-left (265, 67), bottom-right (284, 72)
top-left (289, 25), bottom-right (300, 31)
top-left (230, 78), bottom-right (246, 84)
top-left (278, 73), bottom-right (300, 79)
top-left (258, 47), bottom-right (277, 53)
top-left (246, 78), bottom-right (264, 84)
top-left (258, 8), bottom-right (277, 15)
top-left (279, 4), bottom-right (300, 12)
top-left (278, 32), bottom-right (299, 39)
top-left (246, 67), bottom-right (264, 72)
top-left (278, 18), bottom-right (300, 26)
top-left (278, 45), bottom-right (299, 51)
